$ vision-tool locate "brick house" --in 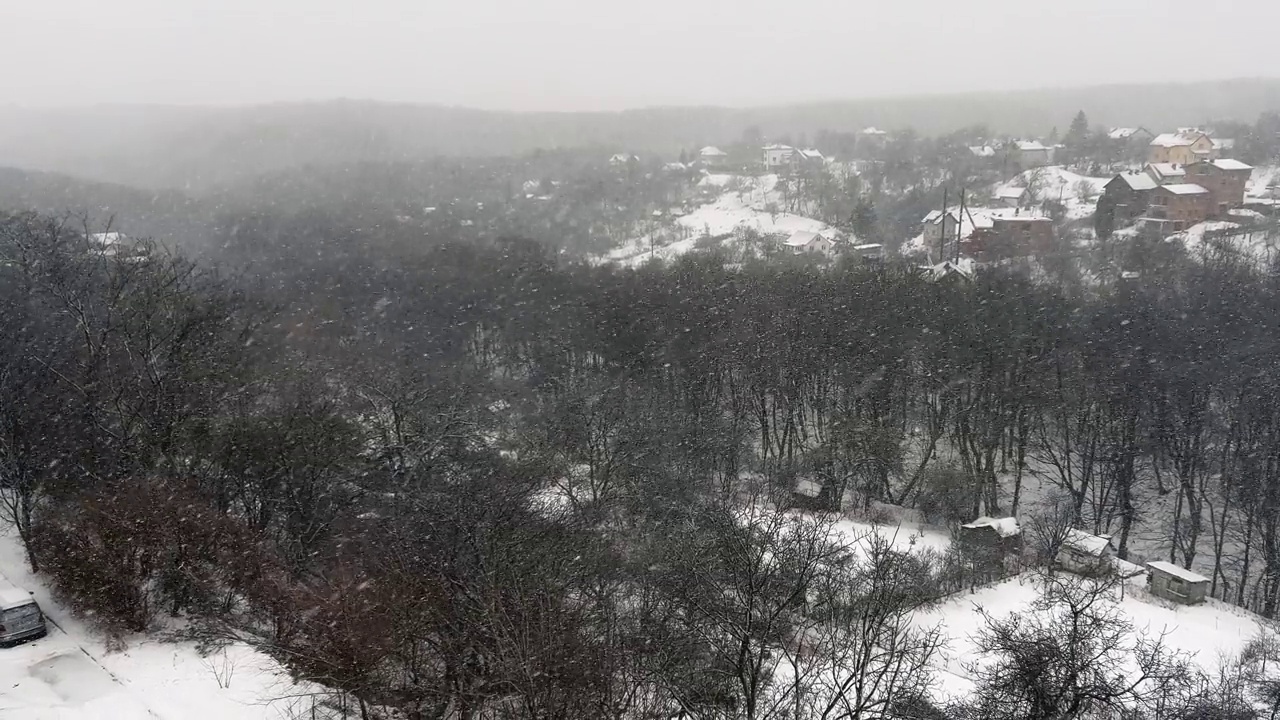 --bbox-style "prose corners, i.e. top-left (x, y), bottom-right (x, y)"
top-left (1183, 159), bottom-right (1253, 215)
top-left (1102, 171), bottom-right (1158, 222)
top-left (1143, 183), bottom-right (1214, 231)
top-left (968, 214), bottom-right (1053, 259)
